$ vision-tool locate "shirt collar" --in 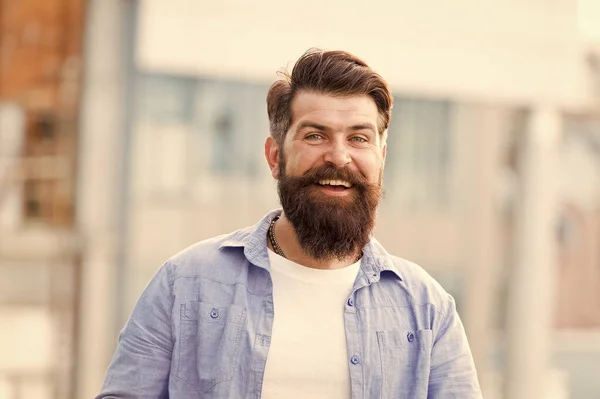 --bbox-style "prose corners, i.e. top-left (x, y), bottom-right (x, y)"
top-left (219, 208), bottom-right (403, 281)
